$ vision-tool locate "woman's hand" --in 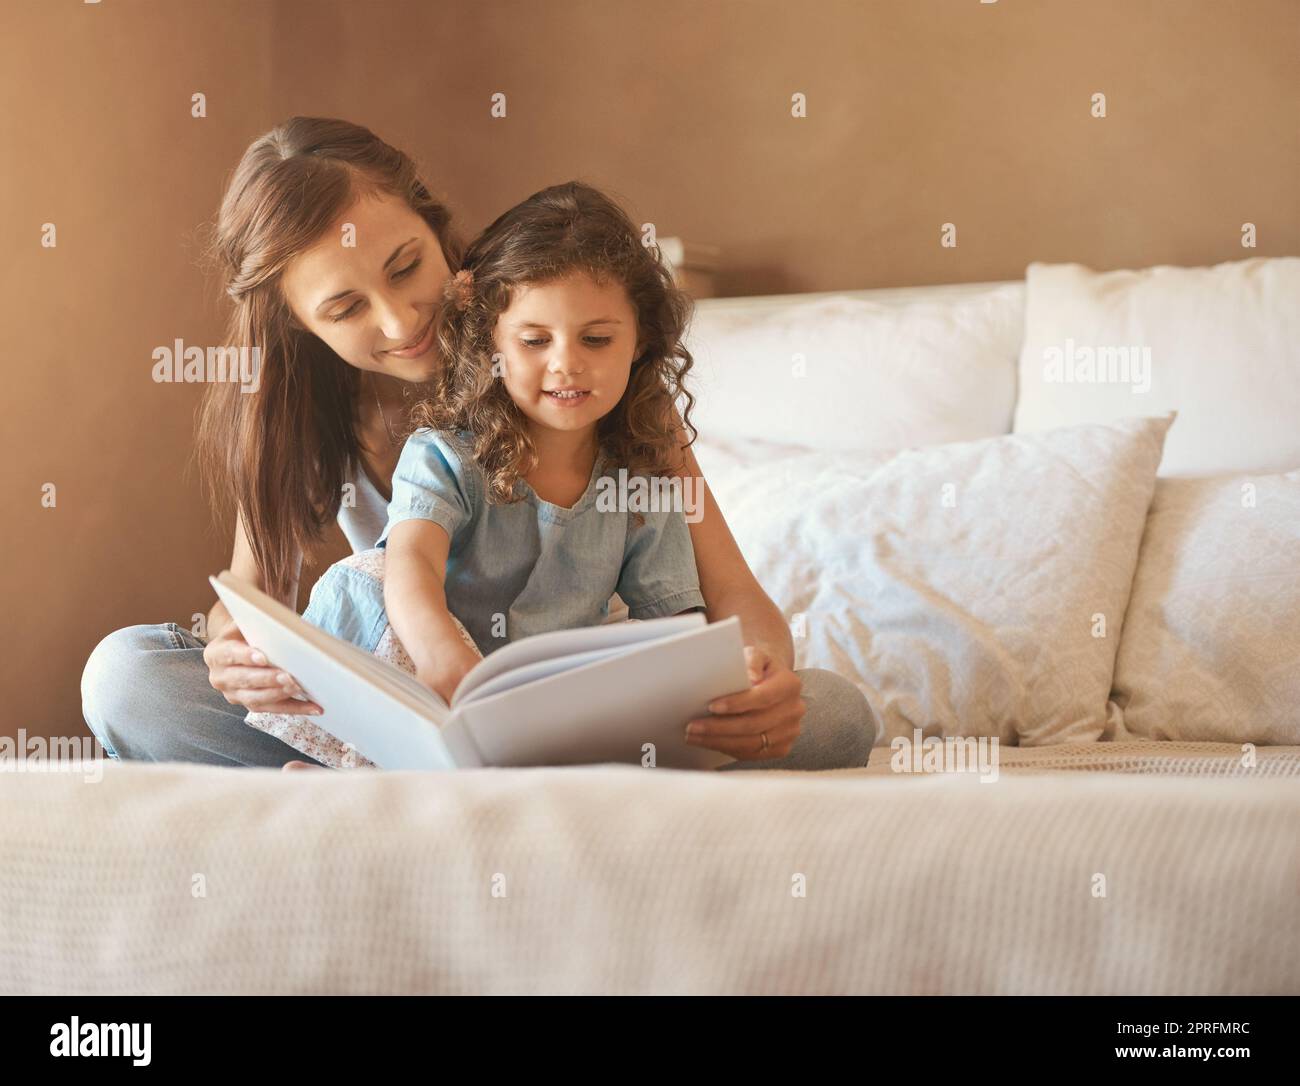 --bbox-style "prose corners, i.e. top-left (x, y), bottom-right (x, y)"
top-left (416, 639), bottom-right (483, 705)
top-left (683, 645), bottom-right (805, 760)
top-left (203, 623), bottom-right (324, 716)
